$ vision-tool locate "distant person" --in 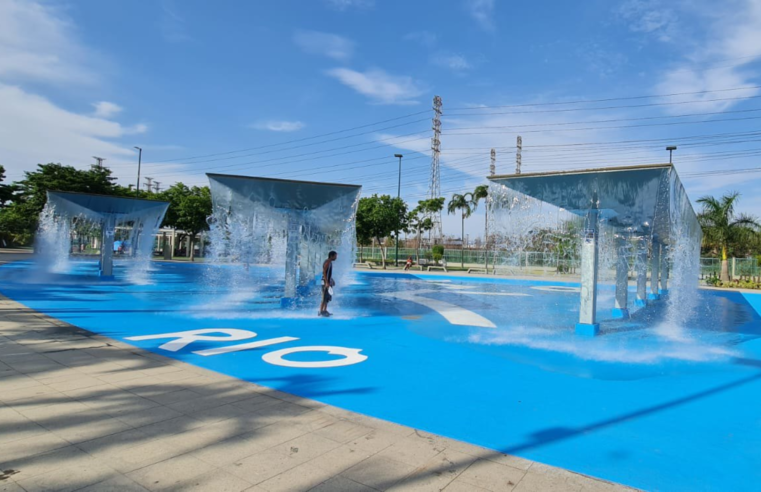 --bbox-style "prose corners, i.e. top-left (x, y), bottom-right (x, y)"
top-left (319, 250), bottom-right (337, 317)
top-left (404, 256), bottom-right (413, 271)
